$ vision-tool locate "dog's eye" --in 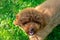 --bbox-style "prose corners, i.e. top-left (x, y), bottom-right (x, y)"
top-left (20, 19), bottom-right (29, 25)
top-left (23, 22), bottom-right (29, 25)
top-left (34, 21), bottom-right (41, 24)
